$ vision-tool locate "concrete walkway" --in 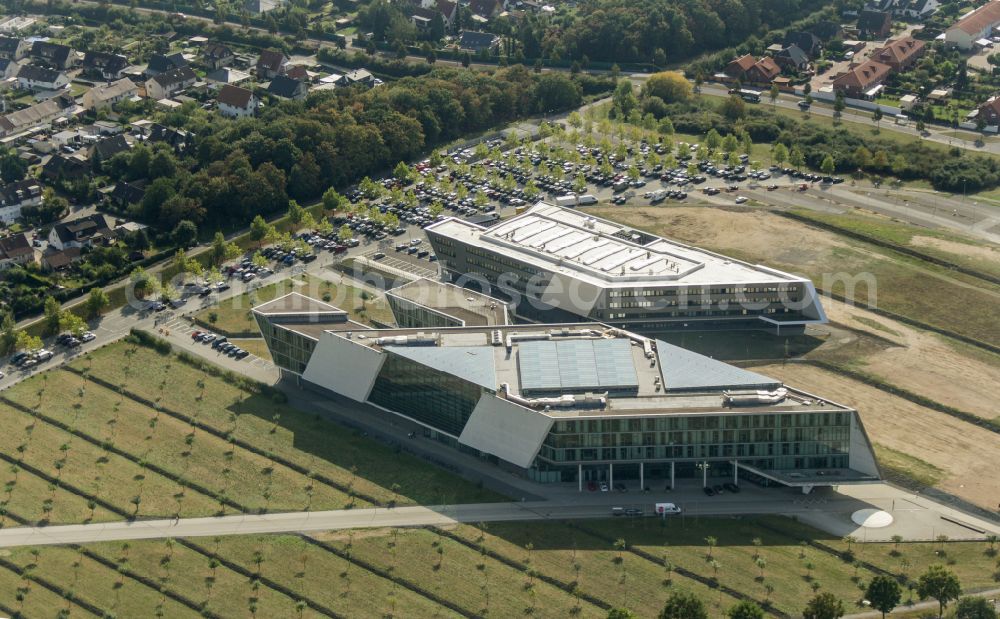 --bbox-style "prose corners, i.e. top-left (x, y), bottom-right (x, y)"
top-left (843, 588), bottom-right (1000, 618)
